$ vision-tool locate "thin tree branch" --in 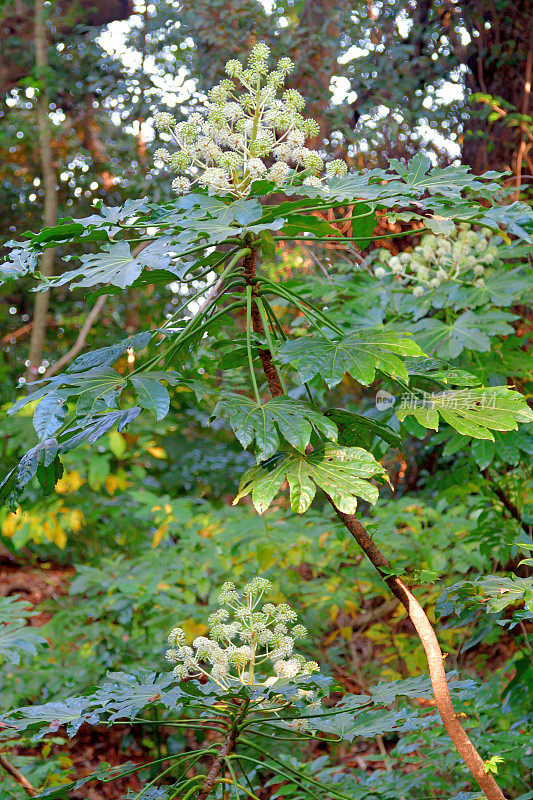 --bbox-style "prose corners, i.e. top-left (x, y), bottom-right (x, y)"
top-left (0, 753), bottom-right (37, 797)
top-left (41, 242), bottom-right (151, 379)
top-left (197, 701), bottom-right (249, 800)
top-left (42, 295), bottom-right (107, 379)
